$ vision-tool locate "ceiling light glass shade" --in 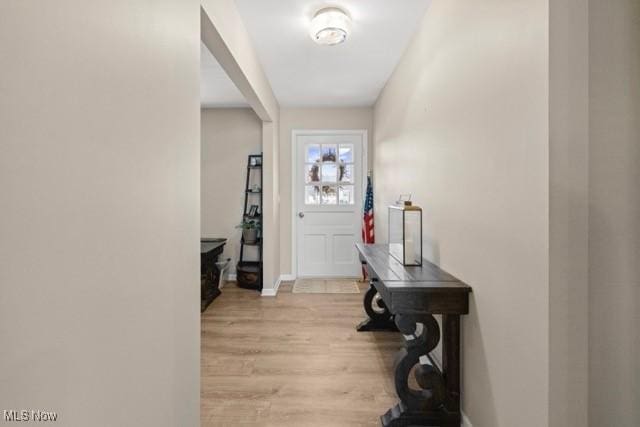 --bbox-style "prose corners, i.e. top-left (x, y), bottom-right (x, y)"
top-left (309, 7), bottom-right (352, 46)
